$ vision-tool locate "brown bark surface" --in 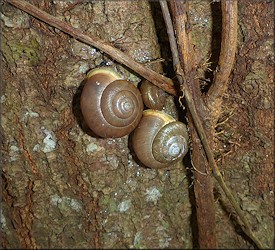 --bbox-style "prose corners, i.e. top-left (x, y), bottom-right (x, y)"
top-left (1, 1), bottom-right (192, 248)
top-left (169, 1), bottom-right (218, 248)
top-left (214, 1), bottom-right (274, 247)
top-left (1, 0), bottom-right (274, 249)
